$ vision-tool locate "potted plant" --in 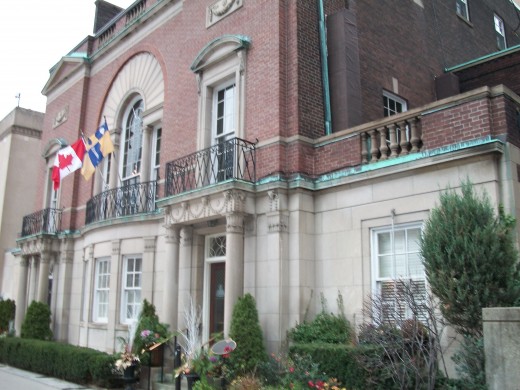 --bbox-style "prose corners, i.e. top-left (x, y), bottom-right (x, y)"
top-left (175, 298), bottom-right (203, 390)
top-left (133, 299), bottom-right (172, 366)
top-left (114, 341), bottom-right (141, 379)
